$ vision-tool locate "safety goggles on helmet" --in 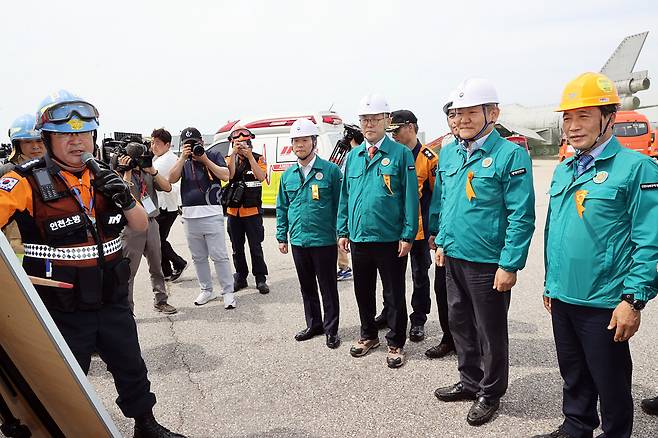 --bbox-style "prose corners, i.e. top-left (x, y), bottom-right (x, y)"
top-left (37, 101), bottom-right (99, 129)
top-left (230, 129), bottom-right (255, 141)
